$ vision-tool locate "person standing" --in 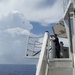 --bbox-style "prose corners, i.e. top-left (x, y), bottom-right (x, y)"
top-left (53, 34), bottom-right (60, 58)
